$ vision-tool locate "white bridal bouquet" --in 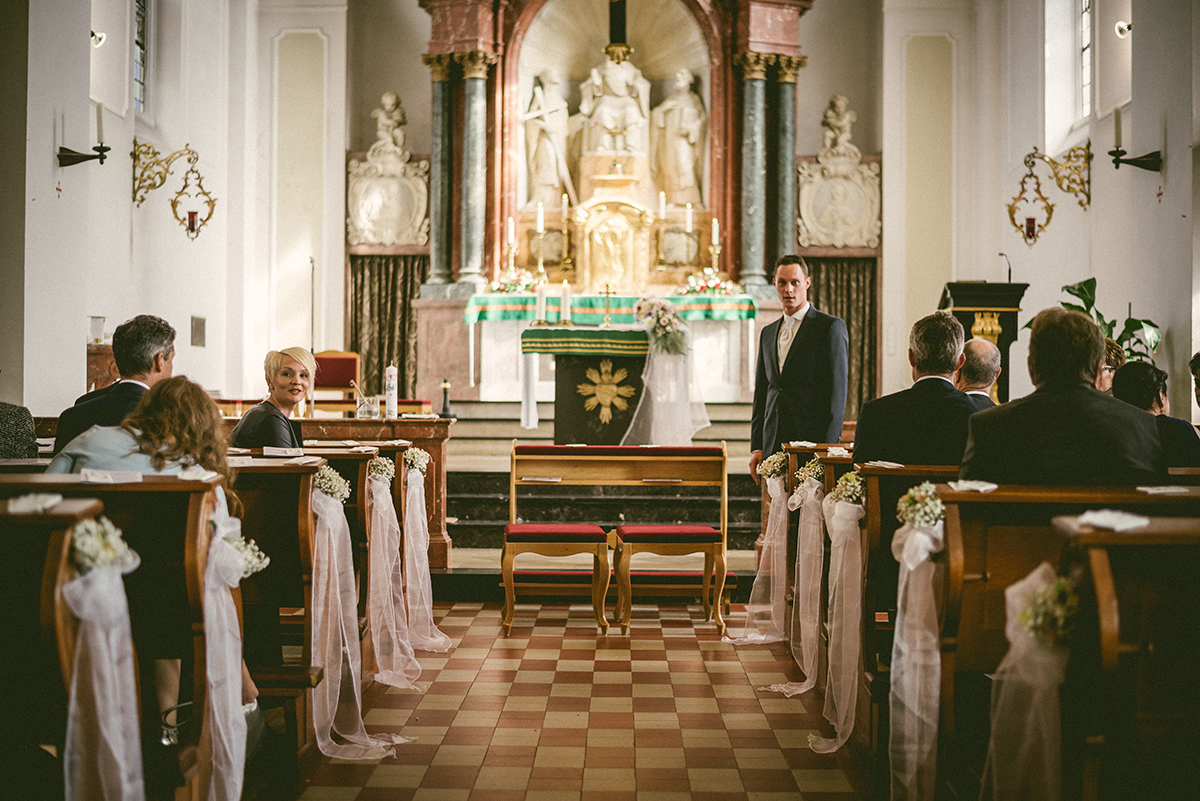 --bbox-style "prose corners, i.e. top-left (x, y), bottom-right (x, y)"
top-left (367, 456), bottom-right (395, 481)
top-left (896, 481), bottom-right (945, 527)
top-left (633, 297), bottom-right (687, 355)
top-left (403, 447), bottom-right (431, 476)
top-left (314, 464), bottom-right (351, 502)
top-left (71, 517), bottom-right (139, 574)
top-left (756, 451), bottom-right (789, 479)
